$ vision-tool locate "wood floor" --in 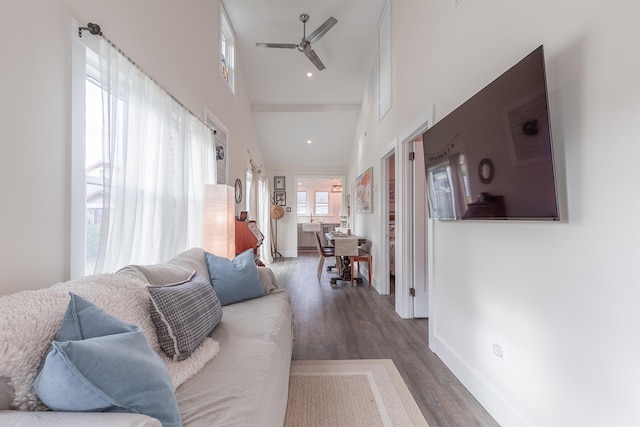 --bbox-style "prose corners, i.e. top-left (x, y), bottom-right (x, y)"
top-left (268, 251), bottom-right (499, 427)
